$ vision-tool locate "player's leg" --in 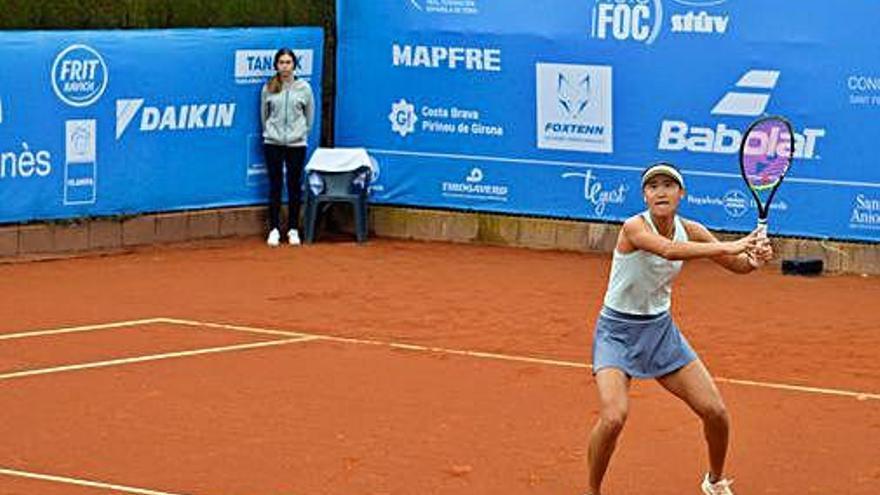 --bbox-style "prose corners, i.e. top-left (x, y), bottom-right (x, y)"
top-left (587, 367), bottom-right (631, 495)
top-left (656, 360), bottom-right (730, 482)
top-left (264, 144), bottom-right (284, 244)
